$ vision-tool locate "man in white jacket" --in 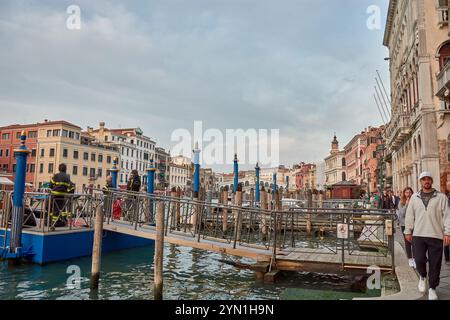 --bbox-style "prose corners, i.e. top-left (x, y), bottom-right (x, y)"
top-left (405, 172), bottom-right (450, 300)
